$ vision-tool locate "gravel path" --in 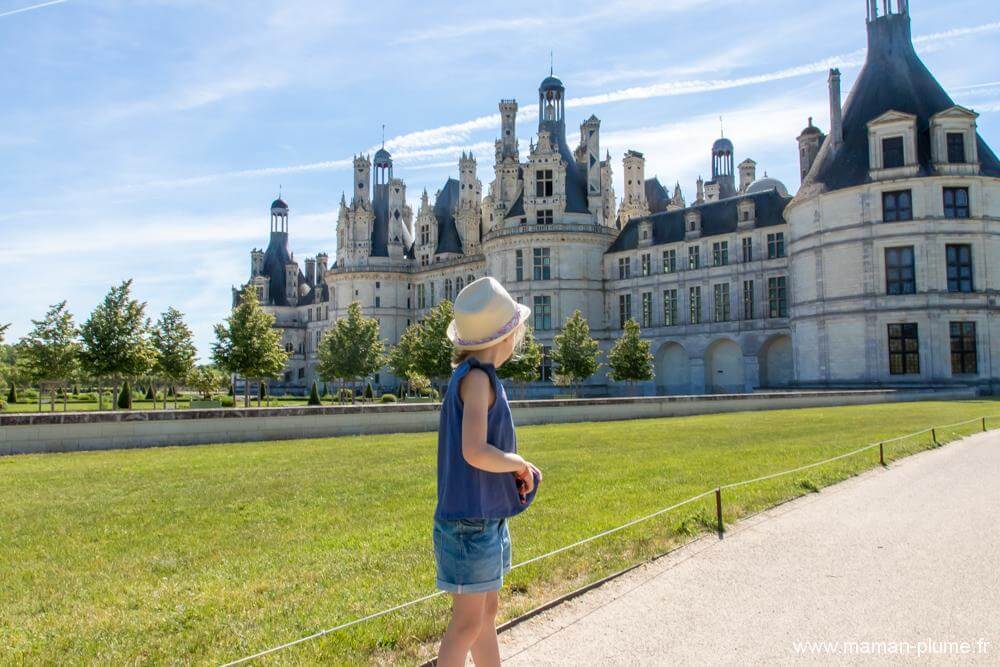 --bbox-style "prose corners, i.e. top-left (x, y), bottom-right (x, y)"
top-left (496, 431), bottom-right (1000, 665)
